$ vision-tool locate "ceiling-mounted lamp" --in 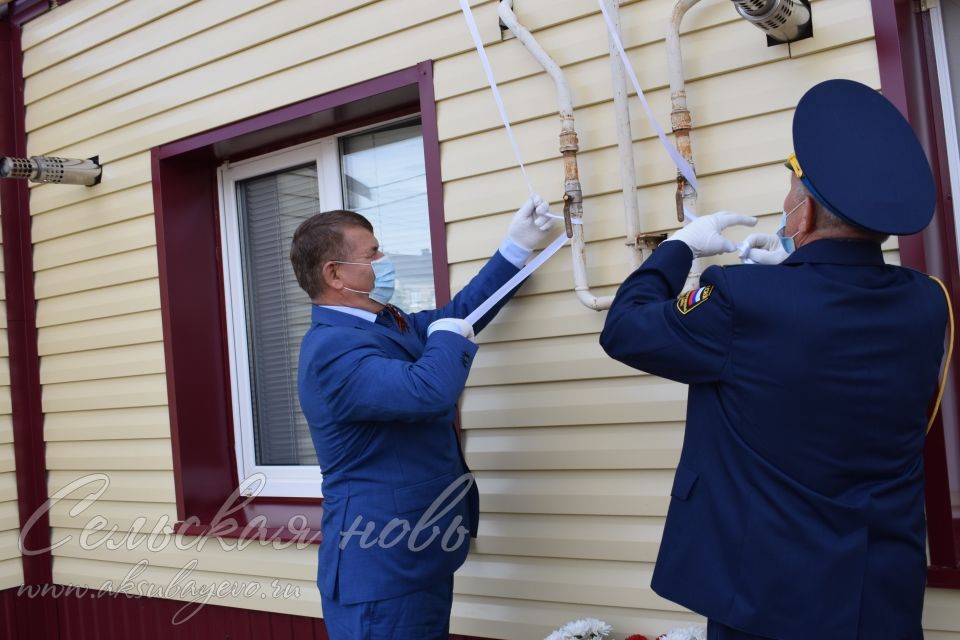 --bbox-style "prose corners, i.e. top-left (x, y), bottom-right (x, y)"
top-left (731, 0), bottom-right (813, 46)
top-left (0, 155), bottom-right (102, 186)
